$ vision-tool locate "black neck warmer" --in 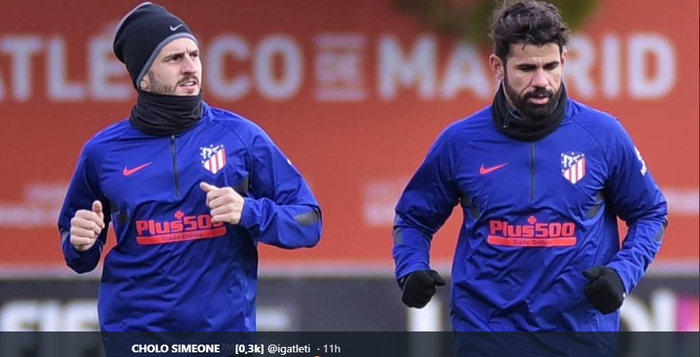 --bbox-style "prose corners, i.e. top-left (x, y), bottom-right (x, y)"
top-left (130, 89), bottom-right (204, 136)
top-left (491, 84), bottom-right (567, 142)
